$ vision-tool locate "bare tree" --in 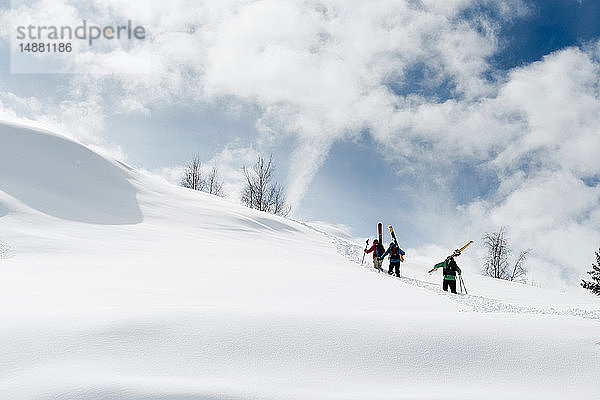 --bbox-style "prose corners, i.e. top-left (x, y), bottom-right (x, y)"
top-left (269, 184), bottom-right (290, 217)
top-left (180, 156), bottom-right (204, 191)
top-left (509, 249), bottom-right (530, 283)
top-left (482, 227), bottom-right (530, 282)
top-left (482, 228), bottom-right (509, 279)
top-left (205, 166), bottom-right (225, 197)
top-left (241, 155), bottom-right (291, 217)
top-left (180, 156), bottom-right (225, 197)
